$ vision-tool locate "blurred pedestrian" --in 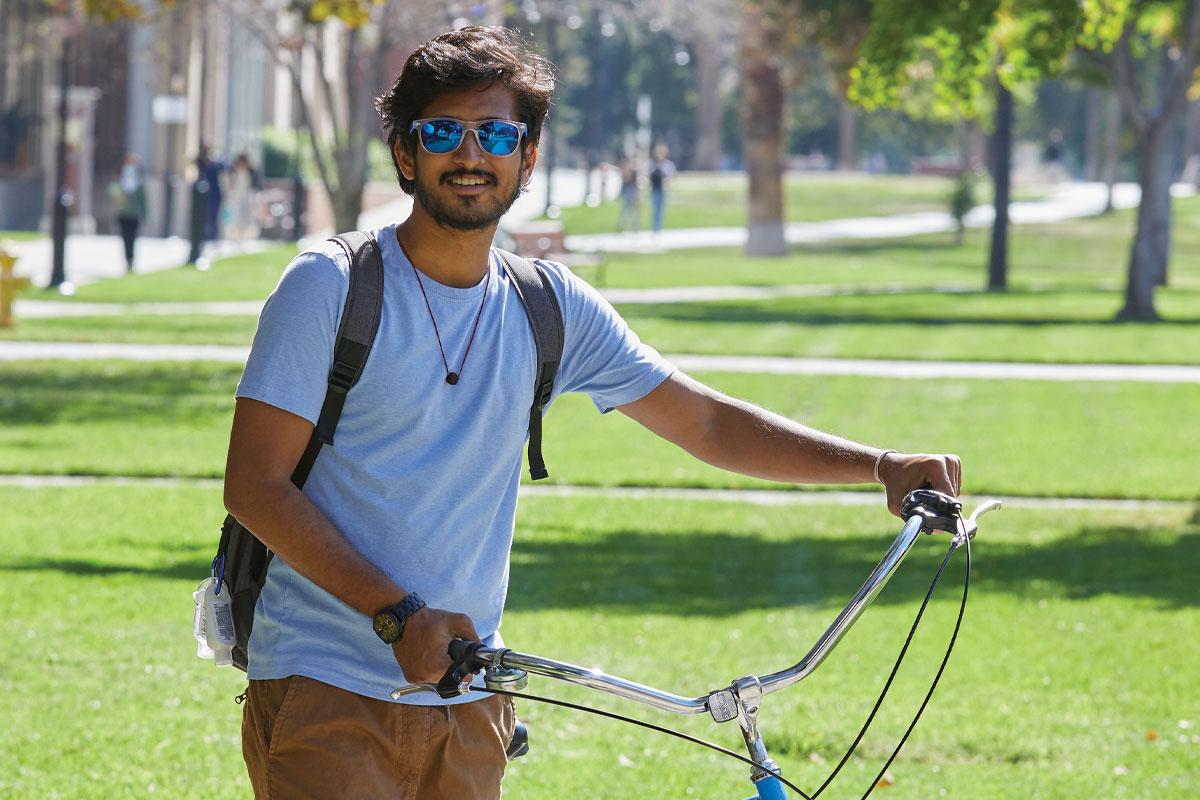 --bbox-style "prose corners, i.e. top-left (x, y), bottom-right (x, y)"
top-left (617, 156), bottom-right (640, 231)
top-left (223, 152), bottom-right (261, 246)
top-left (107, 153), bottom-right (147, 272)
top-left (647, 143), bottom-right (675, 233)
top-left (196, 144), bottom-right (225, 241)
